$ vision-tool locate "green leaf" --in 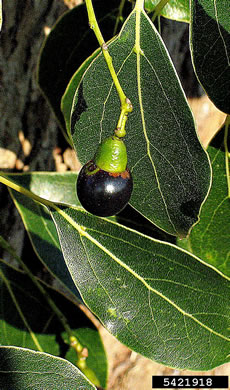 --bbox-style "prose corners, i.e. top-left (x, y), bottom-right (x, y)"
top-left (10, 191), bottom-right (79, 296)
top-left (178, 123), bottom-right (230, 277)
top-left (0, 172), bottom-right (79, 295)
top-left (0, 260), bottom-right (107, 387)
top-left (61, 48), bottom-right (101, 138)
top-left (0, 261), bottom-right (86, 352)
top-left (1, 171), bottom-right (176, 253)
top-left (5, 171), bottom-right (79, 206)
top-left (61, 36), bottom-right (117, 137)
top-left (145, 0), bottom-right (190, 23)
top-left (0, 346), bottom-right (96, 390)
top-left (50, 205), bottom-right (230, 371)
top-left (190, 0), bottom-right (230, 114)
top-left (37, 0), bottom-right (131, 130)
top-left (71, 7), bottom-right (211, 237)
top-left (0, 261), bottom-right (58, 355)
